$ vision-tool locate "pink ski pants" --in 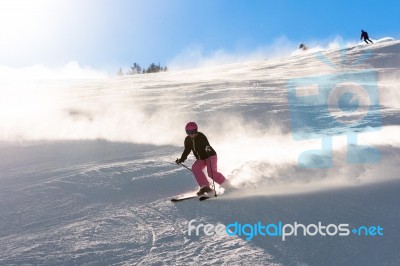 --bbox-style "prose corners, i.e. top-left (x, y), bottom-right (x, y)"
top-left (192, 155), bottom-right (226, 187)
